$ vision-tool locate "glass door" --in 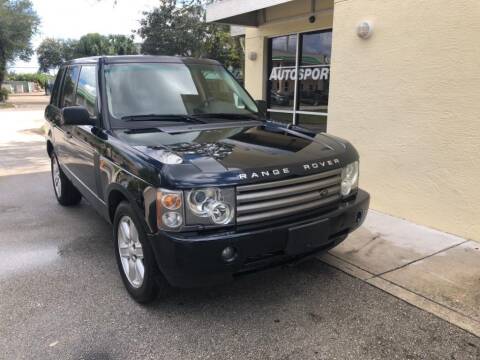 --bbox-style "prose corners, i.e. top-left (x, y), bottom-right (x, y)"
top-left (267, 34), bottom-right (298, 124)
top-left (267, 30), bottom-right (332, 132)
